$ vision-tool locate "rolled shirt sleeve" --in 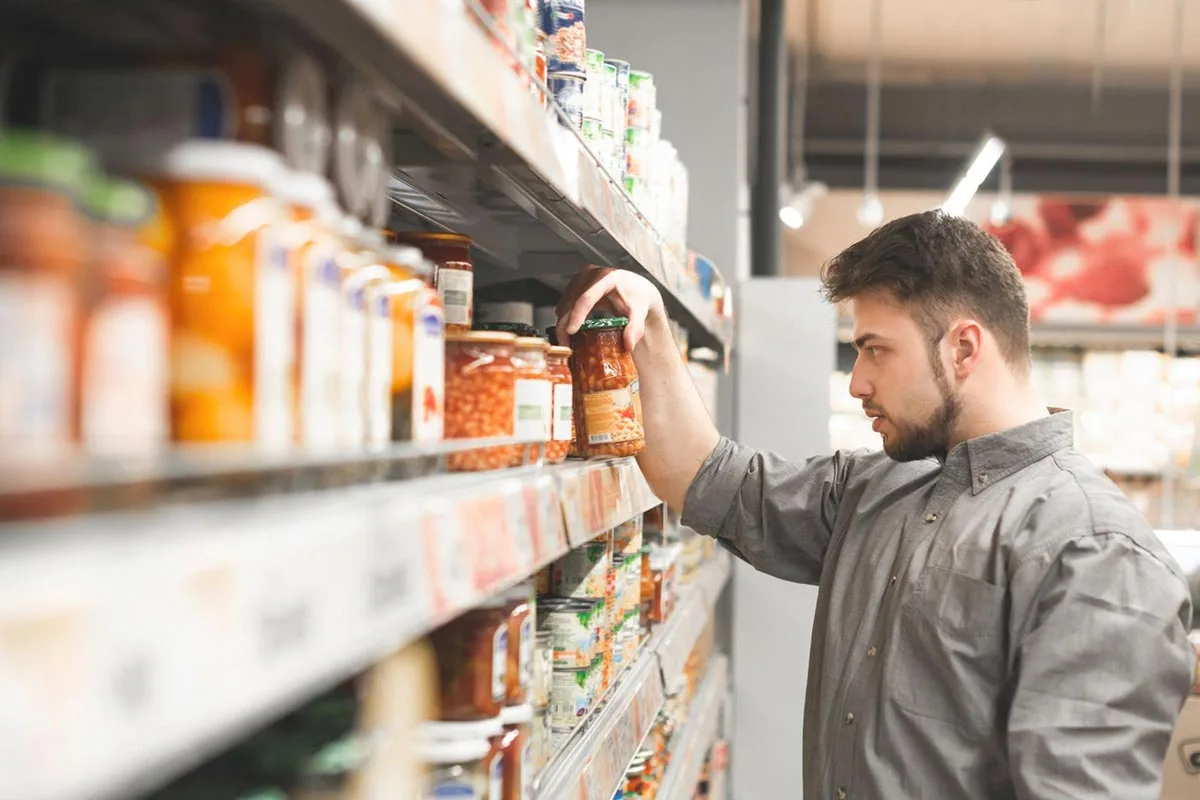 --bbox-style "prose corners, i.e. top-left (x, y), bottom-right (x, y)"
top-left (680, 436), bottom-right (854, 585)
top-left (1006, 532), bottom-right (1196, 800)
